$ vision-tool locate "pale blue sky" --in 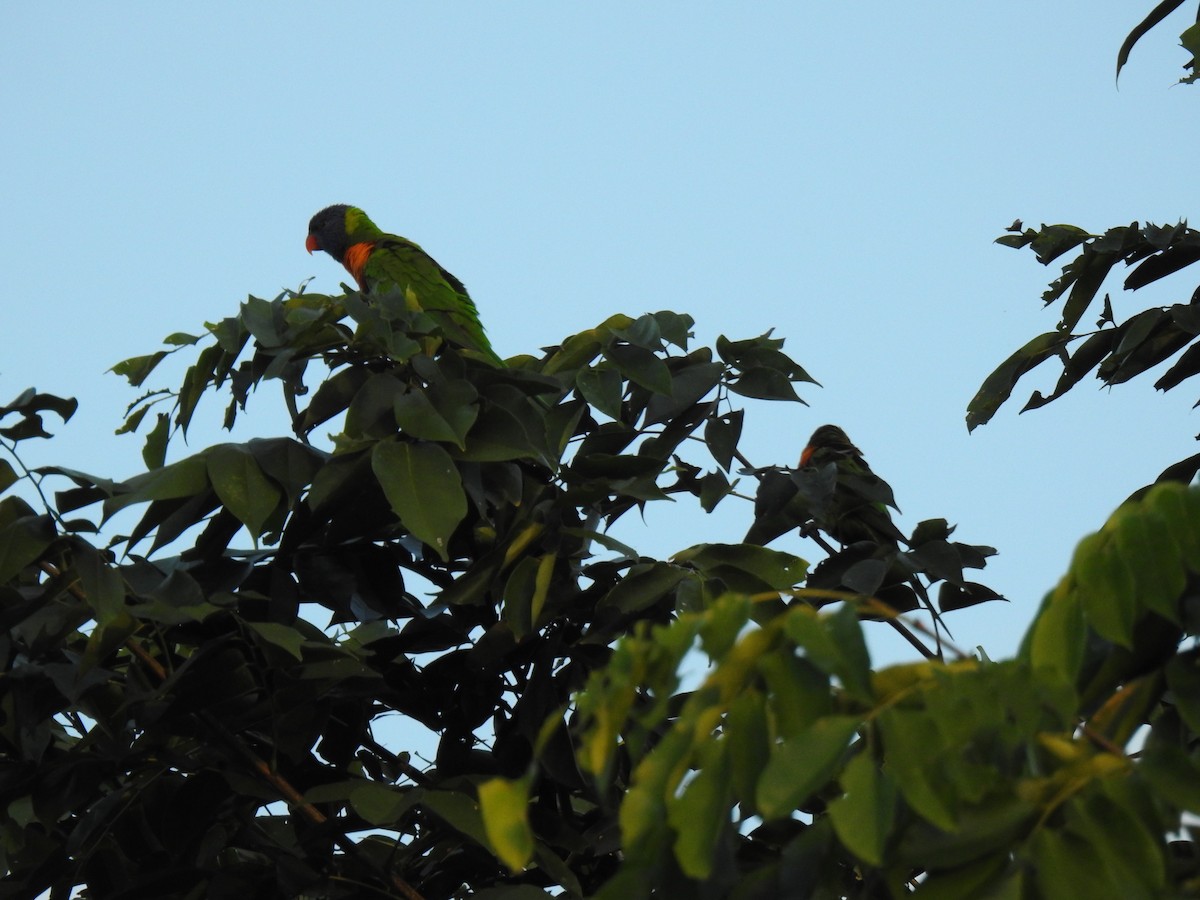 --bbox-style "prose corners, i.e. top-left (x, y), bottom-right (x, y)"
top-left (3, 3), bottom-right (1198, 663)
